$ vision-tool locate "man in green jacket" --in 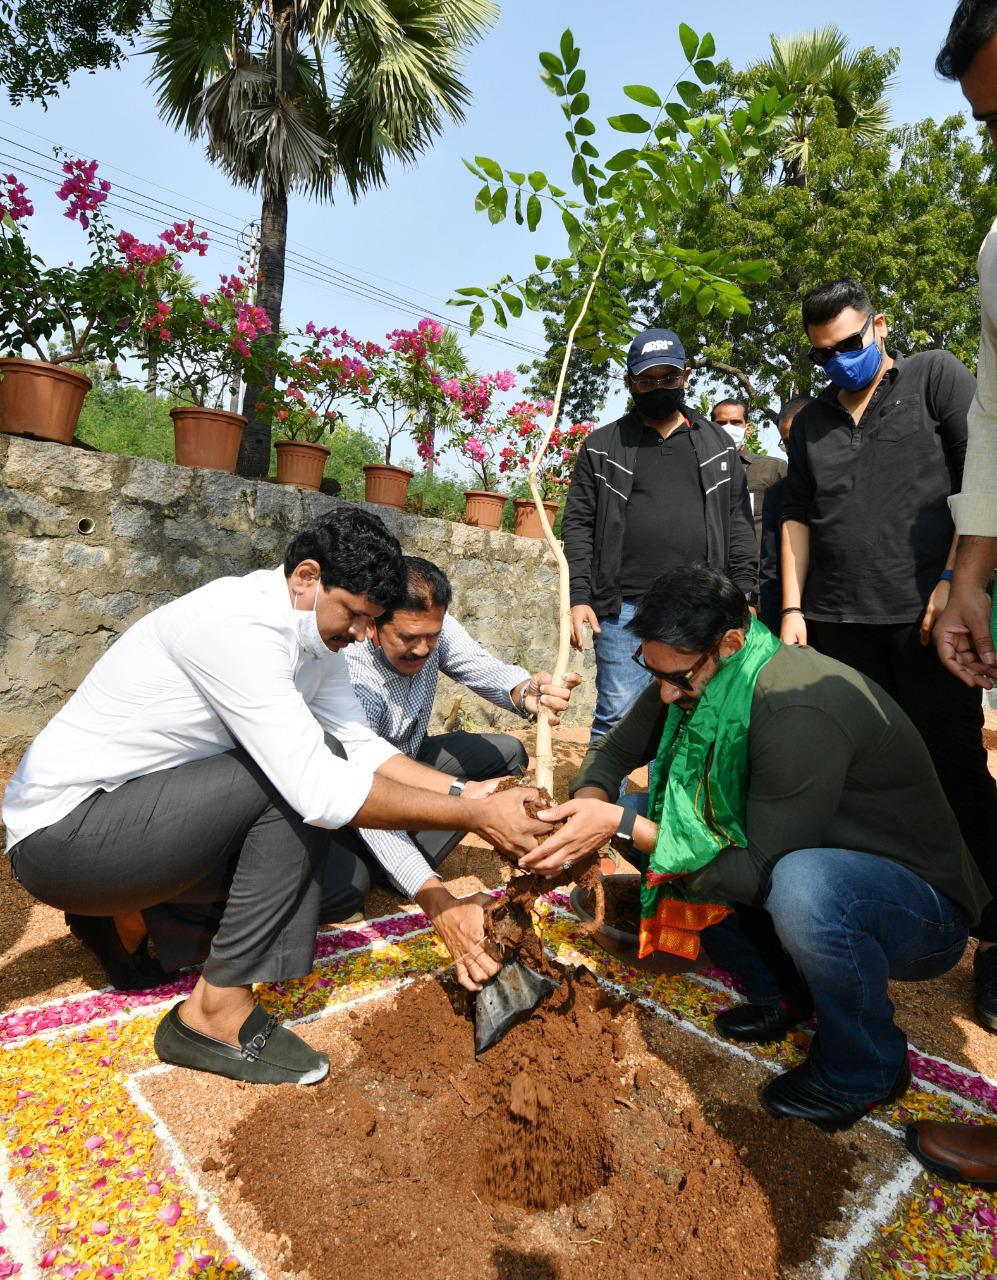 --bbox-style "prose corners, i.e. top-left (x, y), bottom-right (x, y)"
top-left (525, 564), bottom-right (991, 1131)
